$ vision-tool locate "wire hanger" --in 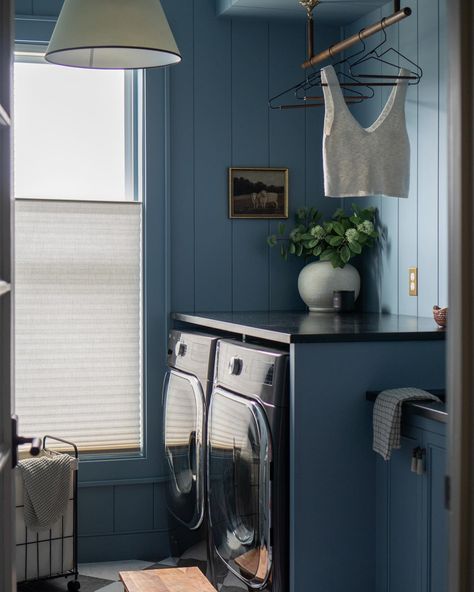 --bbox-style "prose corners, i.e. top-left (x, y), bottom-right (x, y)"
top-left (269, 32), bottom-right (376, 110)
top-left (268, 69), bottom-right (375, 110)
top-left (348, 24), bottom-right (423, 85)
